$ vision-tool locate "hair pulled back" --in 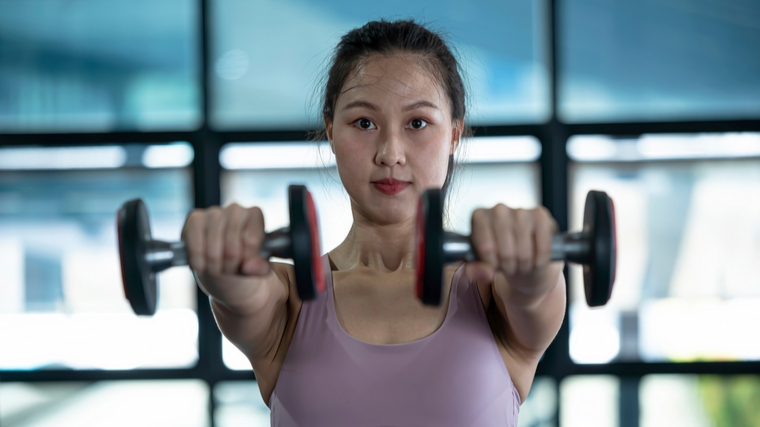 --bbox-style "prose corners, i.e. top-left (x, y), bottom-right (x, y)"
top-left (321, 19), bottom-right (469, 201)
top-left (322, 19), bottom-right (466, 125)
